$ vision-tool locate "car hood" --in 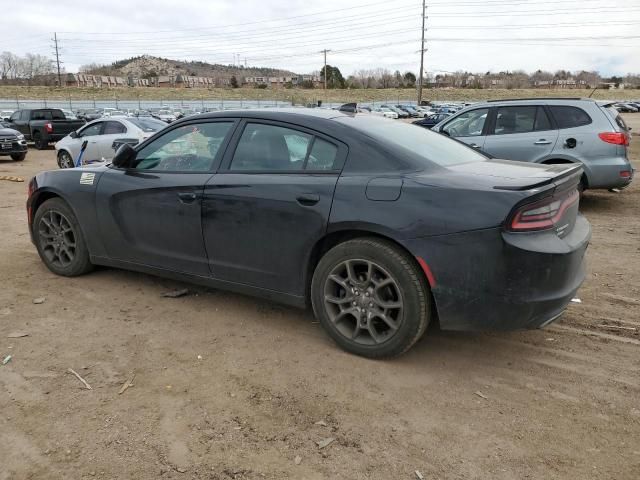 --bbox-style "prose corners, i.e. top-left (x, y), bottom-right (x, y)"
top-left (0, 127), bottom-right (20, 135)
